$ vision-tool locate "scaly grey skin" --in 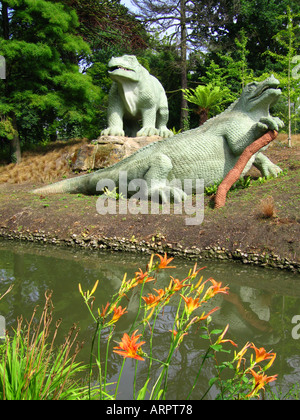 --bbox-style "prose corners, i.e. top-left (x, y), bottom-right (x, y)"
top-left (32, 75), bottom-right (284, 202)
top-left (101, 55), bottom-right (174, 138)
